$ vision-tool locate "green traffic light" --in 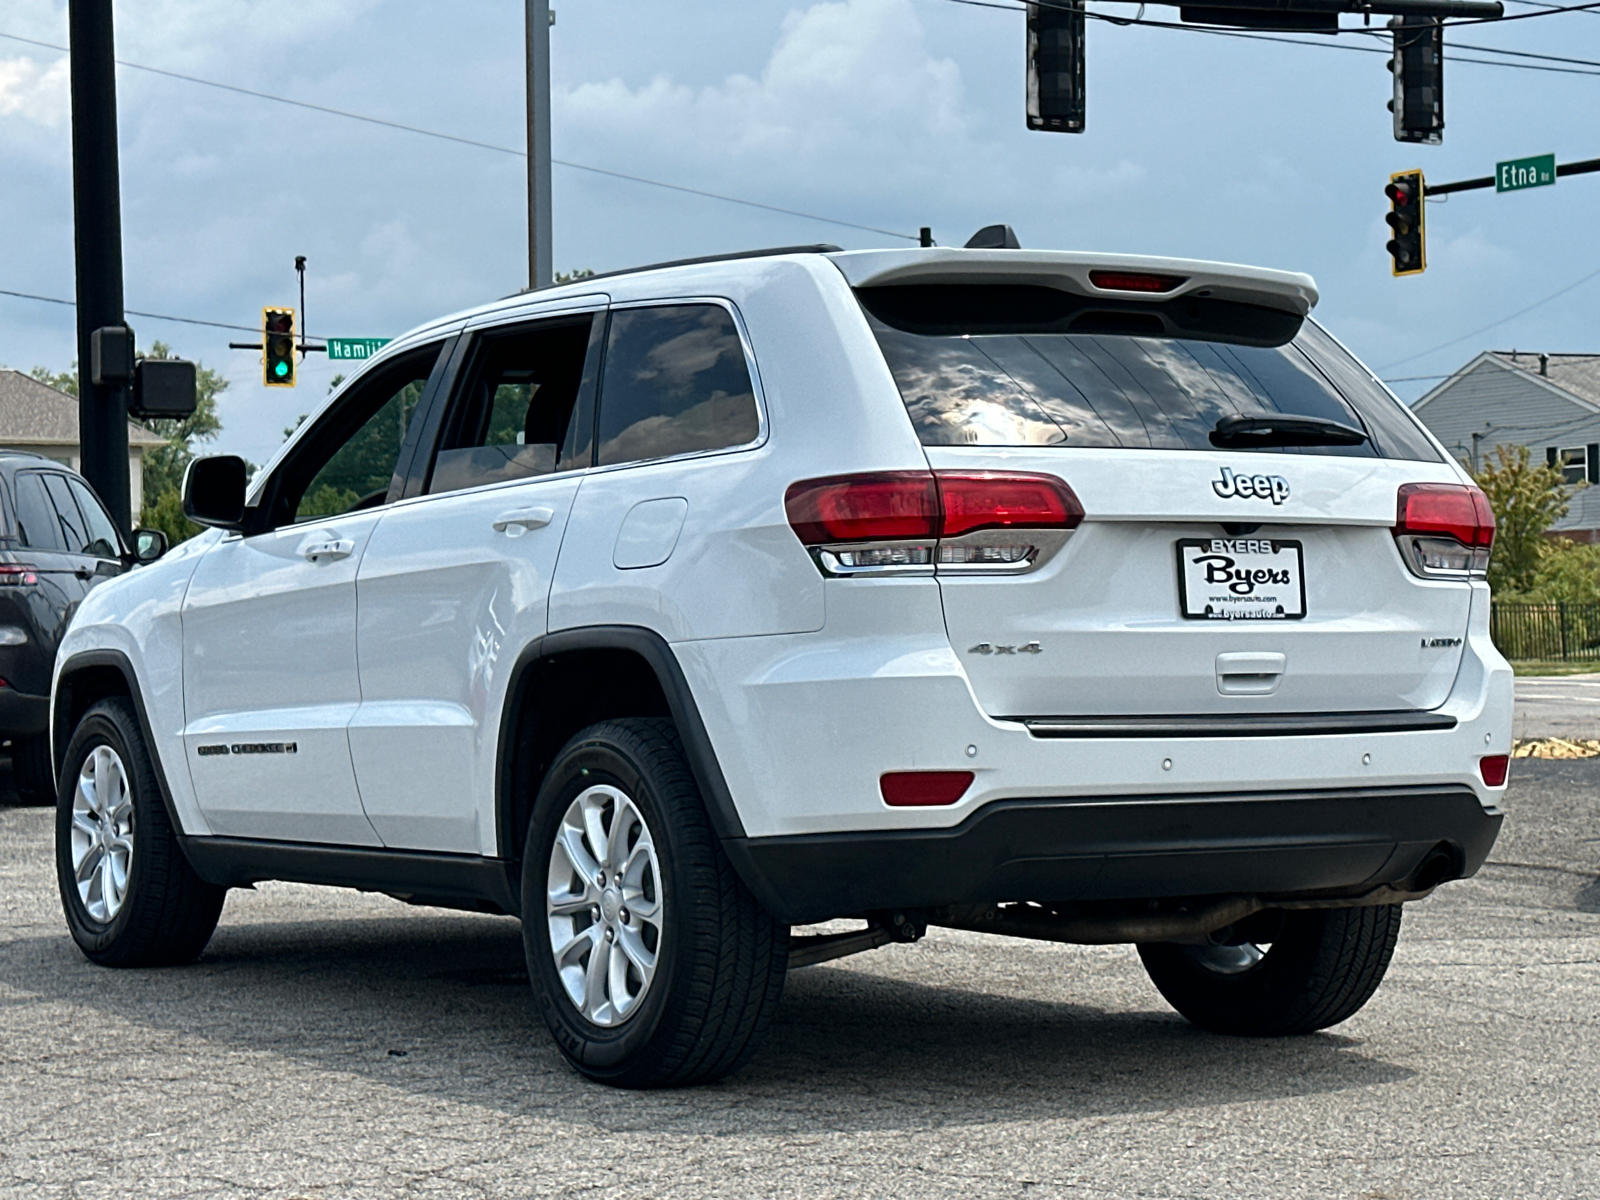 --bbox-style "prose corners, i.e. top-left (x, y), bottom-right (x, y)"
top-left (274, 362), bottom-right (289, 378)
